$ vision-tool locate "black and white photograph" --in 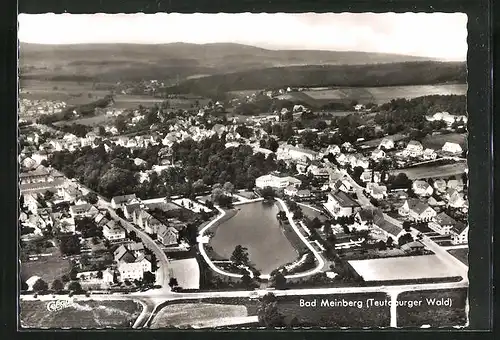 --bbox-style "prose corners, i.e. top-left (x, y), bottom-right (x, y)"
top-left (18, 12), bottom-right (469, 329)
